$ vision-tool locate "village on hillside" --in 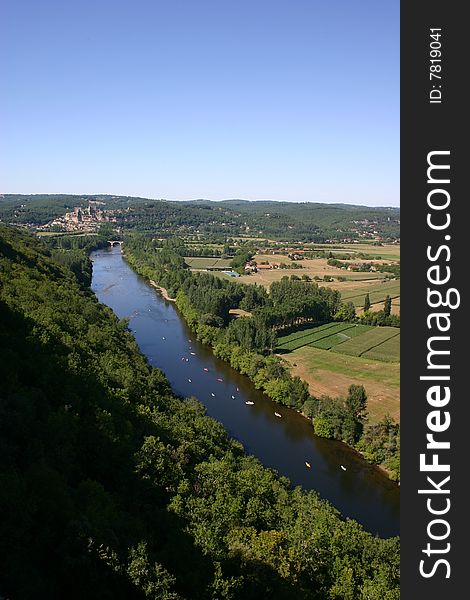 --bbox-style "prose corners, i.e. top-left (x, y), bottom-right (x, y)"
top-left (38, 201), bottom-right (118, 233)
